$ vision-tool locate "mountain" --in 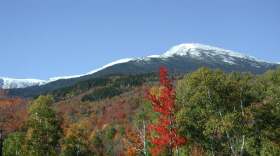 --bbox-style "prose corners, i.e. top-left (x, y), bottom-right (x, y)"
top-left (0, 77), bottom-right (47, 89)
top-left (89, 43), bottom-right (276, 75)
top-left (0, 58), bottom-right (135, 90)
top-left (4, 43), bottom-right (279, 97)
